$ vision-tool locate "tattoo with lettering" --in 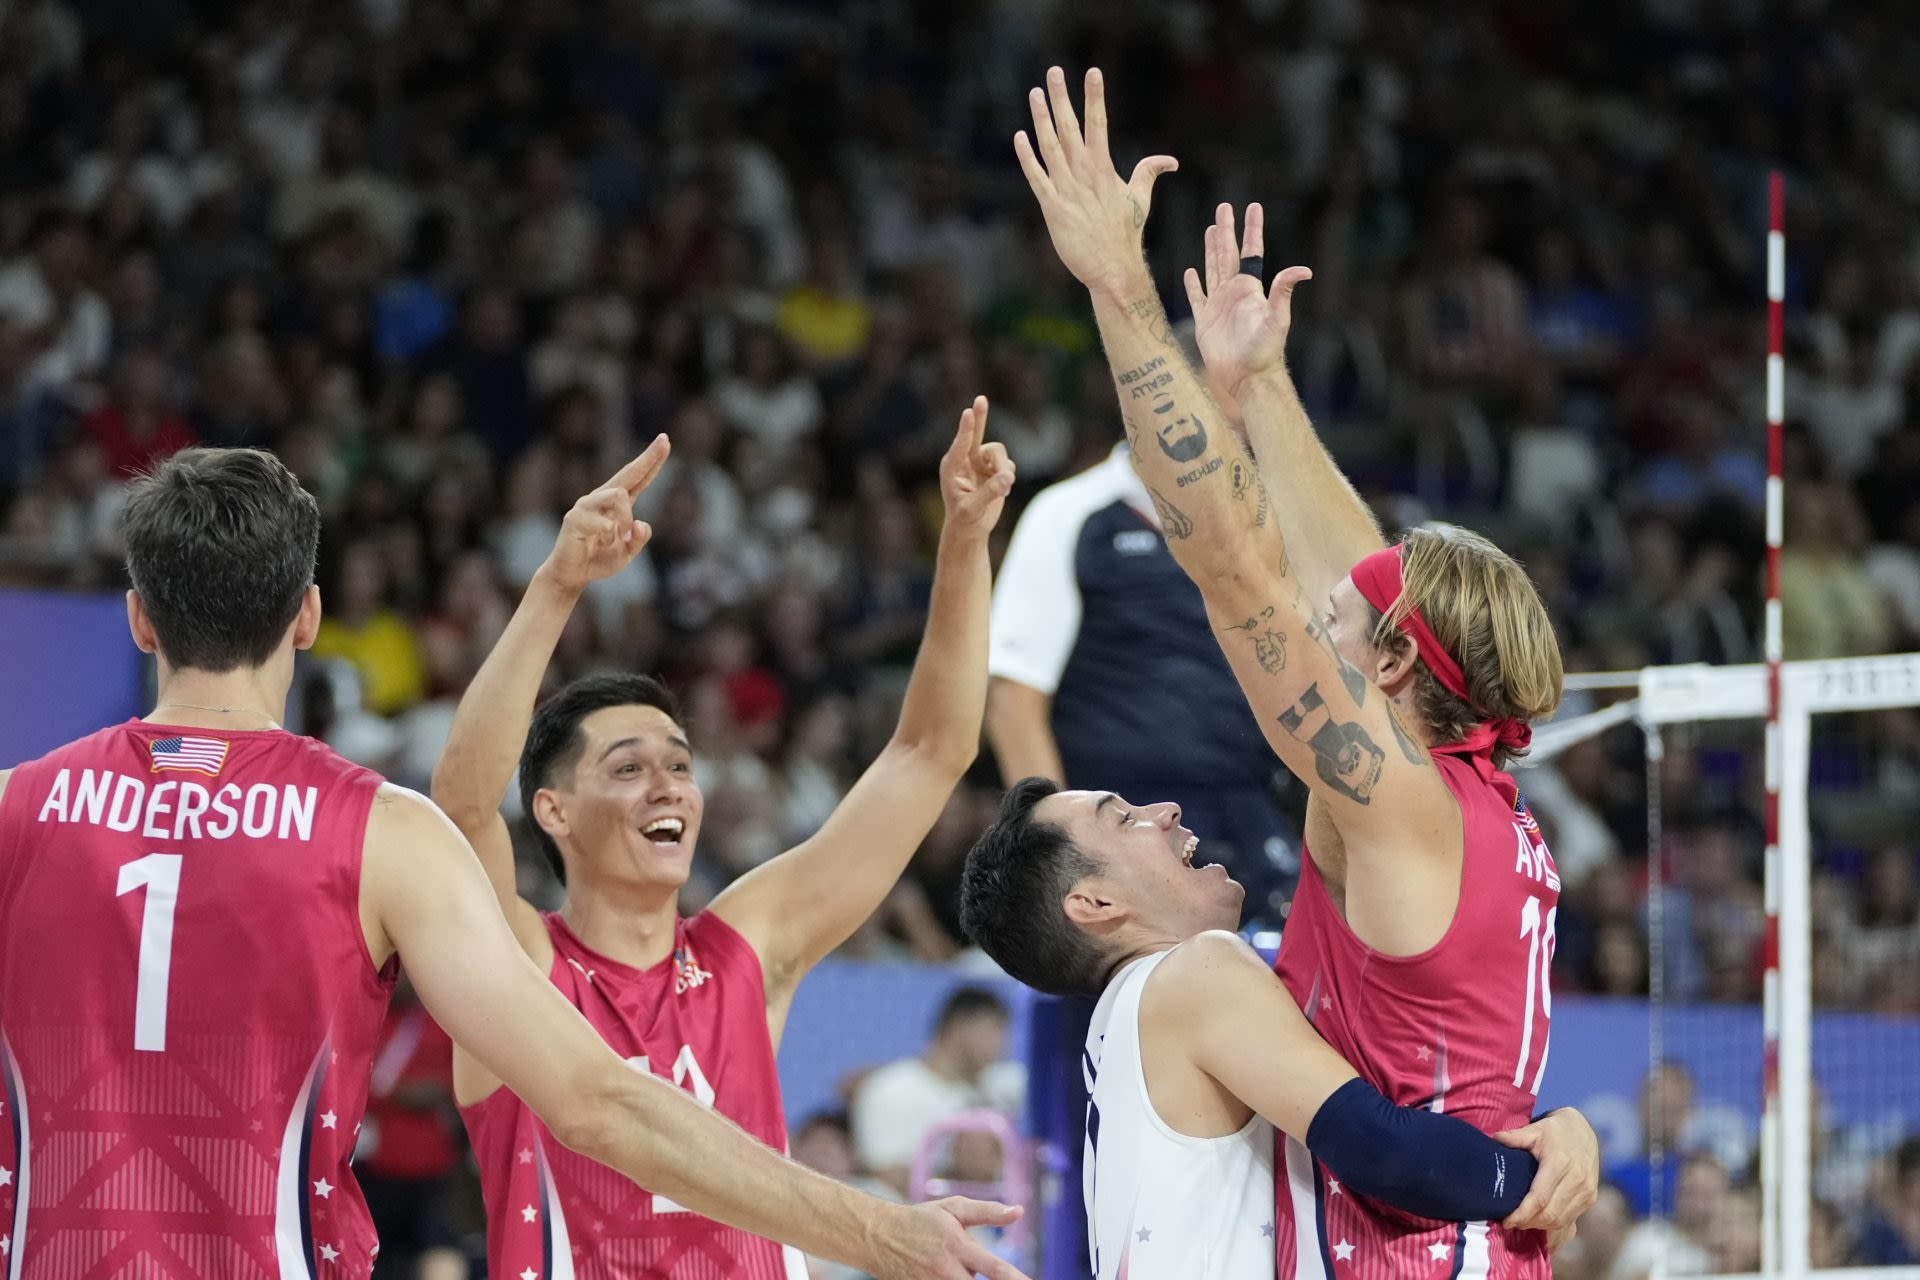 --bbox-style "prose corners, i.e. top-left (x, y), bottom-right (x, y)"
top-left (1176, 455), bottom-right (1223, 487)
top-left (1305, 613), bottom-right (1370, 705)
top-left (1384, 702), bottom-right (1428, 766)
top-left (1278, 684), bottom-right (1386, 804)
top-left (1223, 606), bottom-right (1288, 674)
top-left (1230, 458), bottom-right (1271, 529)
top-left (1147, 486), bottom-right (1192, 540)
top-left (1124, 295), bottom-right (1177, 348)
